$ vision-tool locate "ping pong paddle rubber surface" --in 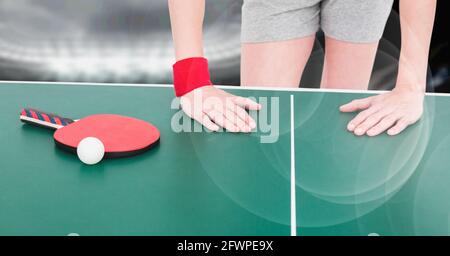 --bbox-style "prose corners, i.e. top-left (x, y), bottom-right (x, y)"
top-left (55, 114), bottom-right (160, 158)
top-left (20, 109), bottom-right (160, 158)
